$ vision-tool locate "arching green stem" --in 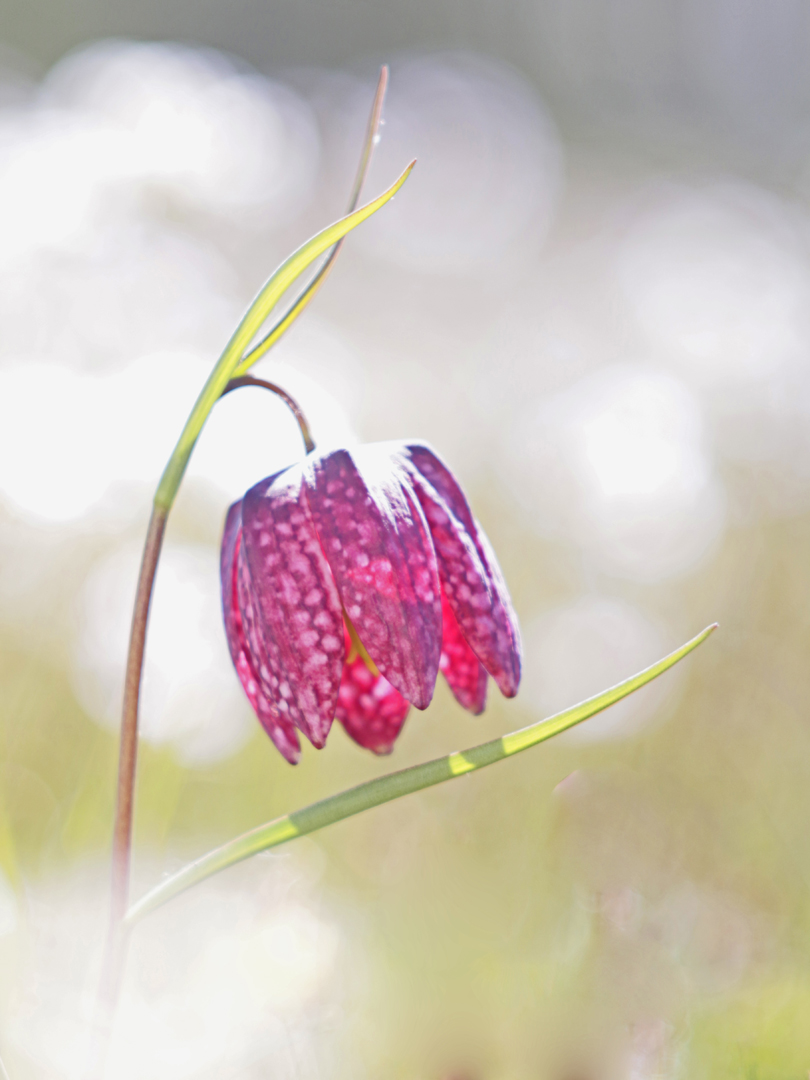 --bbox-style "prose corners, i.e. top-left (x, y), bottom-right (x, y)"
top-left (91, 72), bottom-right (406, 1079)
top-left (107, 163), bottom-right (414, 941)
